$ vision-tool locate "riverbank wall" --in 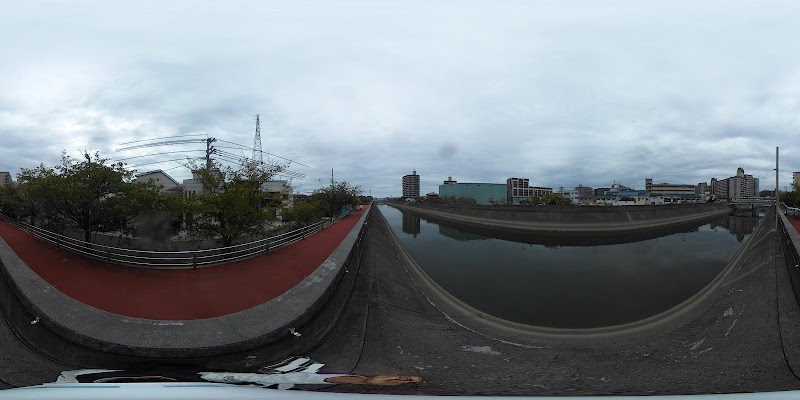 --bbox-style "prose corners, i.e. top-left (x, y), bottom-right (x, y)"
top-left (387, 201), bottom-right (732, 234)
